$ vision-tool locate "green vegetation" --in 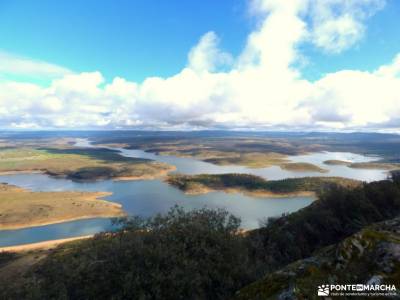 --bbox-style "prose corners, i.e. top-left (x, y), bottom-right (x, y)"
top-left (0, 207), bottom-right (255, 300)
top-left (323, 159), bottom-right (351, 165)
top-left (94, 136), bottom-right (322, 168)
top-left (0, 183), bottom-right (124, 230)
top-left (91, 131), bottom-right (400, 165)
top-left (203, 152), bottom-right (289, 168)
top-left (0, 147), bottom-right (174, 181)
top-left (204, 155), bottom-right (327, 172)
top-left (280, 162), bottom-right (328, 173)
top-left (0, 252), bottom-right (18, 268)
top-left (2, 174), bottom-right (400, 299)
top-left (112, 137), bottom-right (312, 156)
top-left (166, 173), bottom-right (360, 196)
top-left (245, 175), bottom-right (400, 271)
top-left (96, 134), bottom-right (398, 171)
top-left (324, 159), bottom-right (400, 170)
top-left (207, 153), bottom-right (286, 168)
top-left (236, 218), bottom-right (400, 299)
top-left (349, 161), bottom-right (400, 170)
